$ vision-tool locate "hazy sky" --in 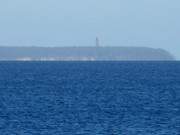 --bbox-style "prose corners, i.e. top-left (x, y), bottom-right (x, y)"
top-left (0, 0), bottom-right (180, 59)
